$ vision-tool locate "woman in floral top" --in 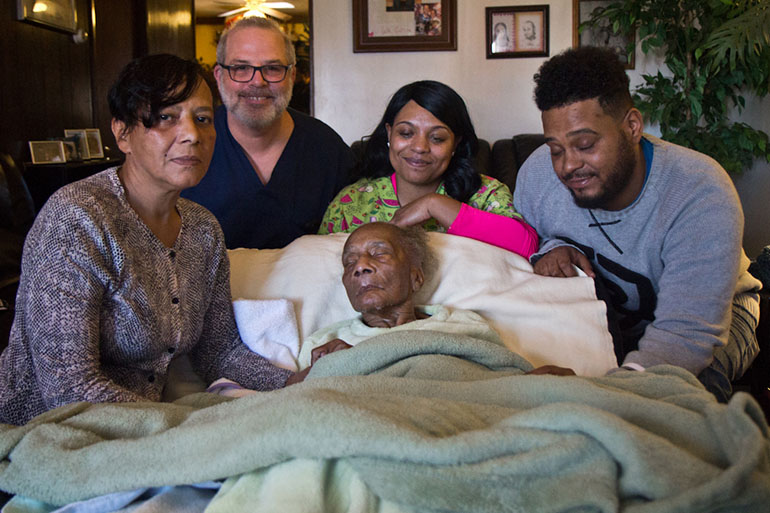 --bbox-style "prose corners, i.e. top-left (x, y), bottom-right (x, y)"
top-left (319, 80), bottom-right (537, 258)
